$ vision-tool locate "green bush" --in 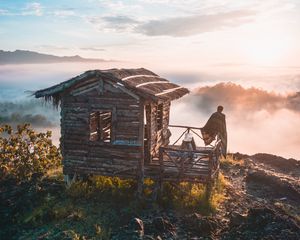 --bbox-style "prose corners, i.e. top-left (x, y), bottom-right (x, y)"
top-left (0, 124), bottom-right (61, 182)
